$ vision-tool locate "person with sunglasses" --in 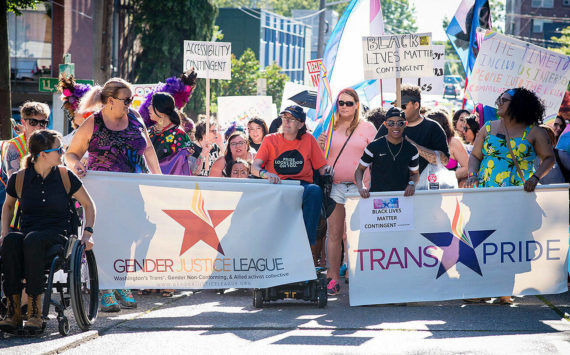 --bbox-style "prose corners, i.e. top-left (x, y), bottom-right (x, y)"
top-left (0, 130), bottom-right (96, 332)
top-left (316, 88), bottom-right (377, 295)
top-left (356, 107), bottom-right (419, 198)
top-left (65, 77), bottom-right (161, 312)
top-left (374, 84), bottom-right (449, 174)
